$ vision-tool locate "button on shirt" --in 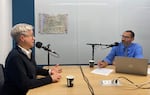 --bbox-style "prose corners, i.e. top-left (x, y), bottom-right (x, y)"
top-left (103, 42), bottom-right (144, 64)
